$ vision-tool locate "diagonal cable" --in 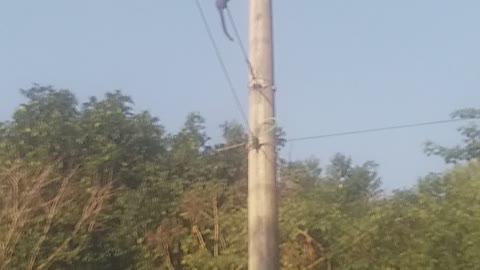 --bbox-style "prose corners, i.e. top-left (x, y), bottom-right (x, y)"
top-left (194, 0), bottom-right (250, 131)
